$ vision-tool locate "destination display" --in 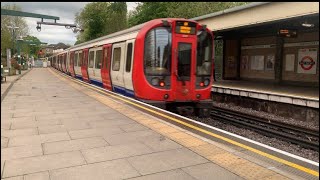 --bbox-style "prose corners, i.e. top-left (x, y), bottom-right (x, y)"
top-left (175, 21), bottom-right (196, 35)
